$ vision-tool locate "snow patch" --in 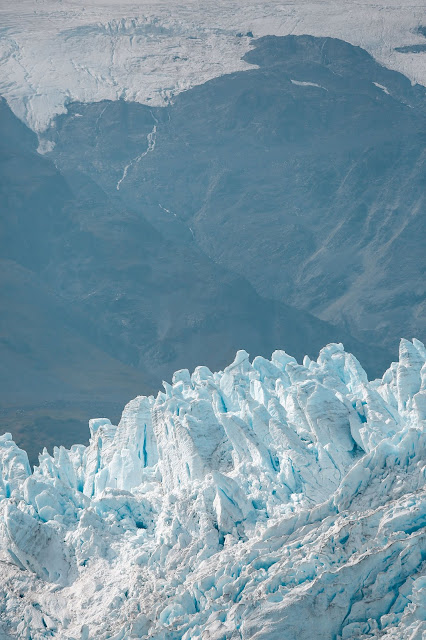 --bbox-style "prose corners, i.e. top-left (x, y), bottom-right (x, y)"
top-left (291, 79), bottom-right (327, 90)
top-left (117, 118), bottom-right (157, 190)
top-left (373, 81), bottom-right (391, 94)
top-left (36, 138), bottom-right (55, 155)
